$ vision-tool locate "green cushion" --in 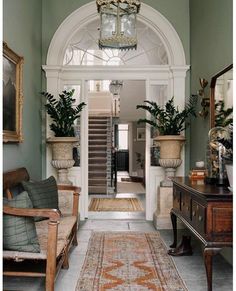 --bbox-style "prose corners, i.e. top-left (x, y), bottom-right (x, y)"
top-left (22, 176), bottom-right (59, 221)
top-left (3, 191), bottom-right (40, 253)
